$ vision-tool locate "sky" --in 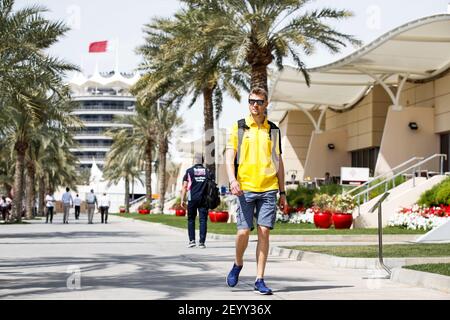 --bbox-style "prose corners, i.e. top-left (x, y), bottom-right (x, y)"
top-left (16, 0), bottom-right (450, 147)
